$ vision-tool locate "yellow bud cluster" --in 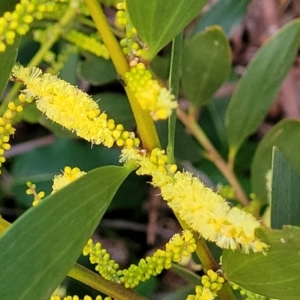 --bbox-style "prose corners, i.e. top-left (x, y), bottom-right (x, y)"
top-left (82, 239), bottom-right (121, 282)
top-left (11, 65), bottom-right (140, 149)
top-left (50, 295), bottom-right (110, 300)
top-left (0, 95), bottom-right (30, 174)
top-left (115, 1), bottom-right (143, 60)
top-left (26, 181), bottom-right (46, 206)
top-left (64, 30), bottom-right (110, 59)
top-left (52, 166), bottom-right (86, 193)
top-left (231, 283), bottom-right (266, 300)
top-left (125, 63), bottom-right (177, 120)
top-left (0, 0), bottom-right (59, 52)
top-left (186, 285), bottom-right (216, 300)
top-left (119, 230), bottom-right (196, 288)
top-left (201, 270), bottom-right (224, 295)
top-left (83, 231), bottom-right (196, 289)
